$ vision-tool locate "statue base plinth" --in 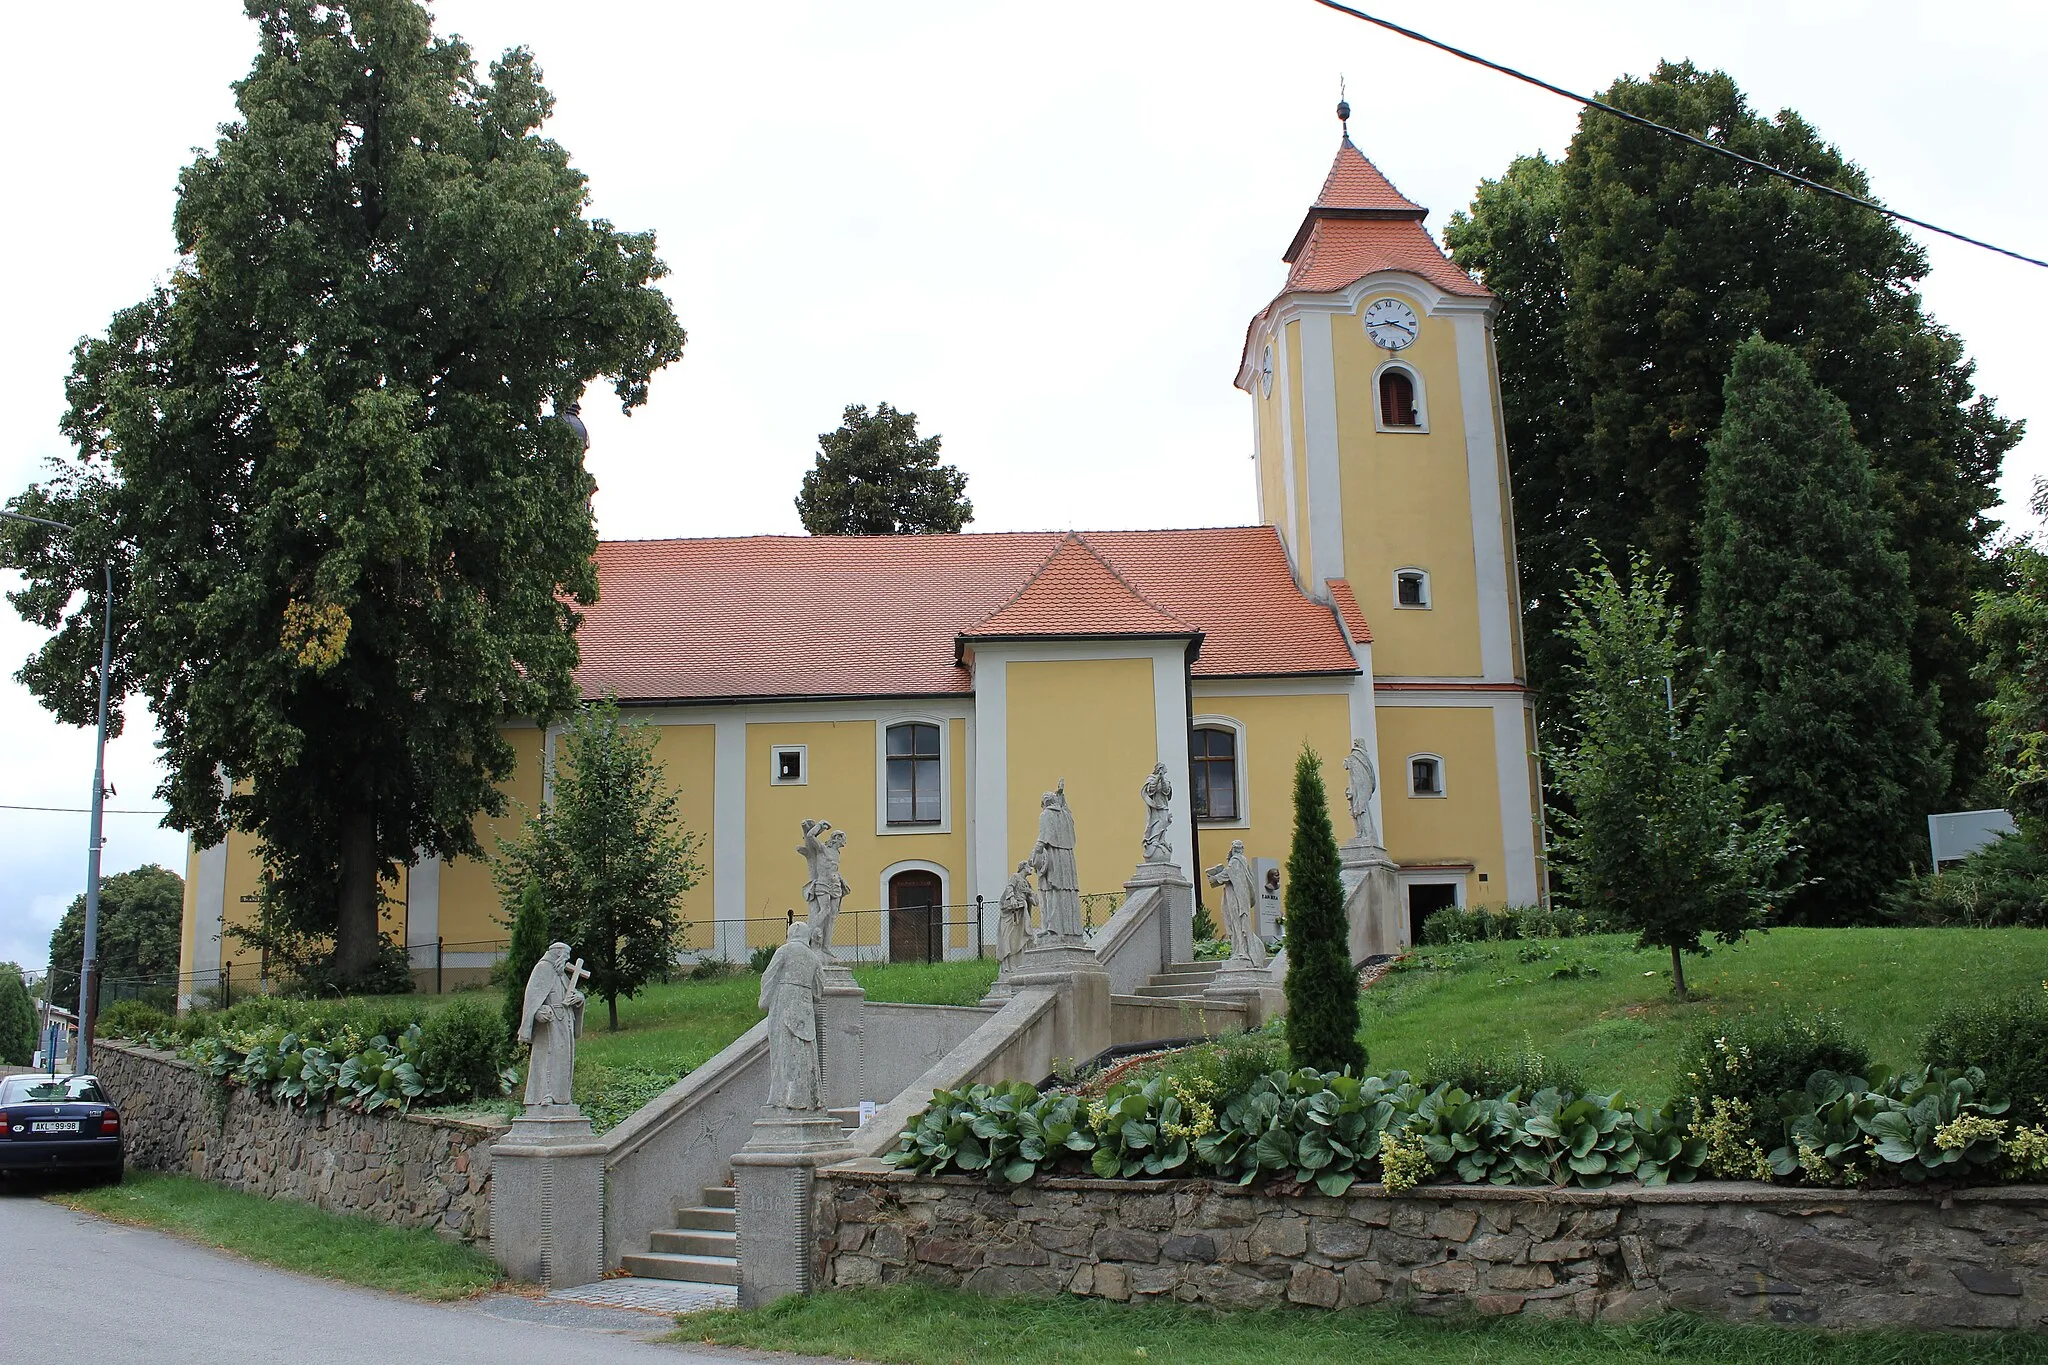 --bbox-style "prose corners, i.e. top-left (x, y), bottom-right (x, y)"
top-left (1339, 840), bottom-right (1403, 962)
top-left (819, 966), bottom-right (866, 1110)
top-left (1012, 939), bottom-right (1101, 982)
top-left (732, 1109), bottom-right (857, 1308)
top-left (490, 1103), bottom-right (604, 1288)
top-left (1206, 959), bottom-right (1285, 1027)
top-left (503, 1103), bottom-right (594, 1145)
top-left (1125, 858), bottom-right (1189, 889)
